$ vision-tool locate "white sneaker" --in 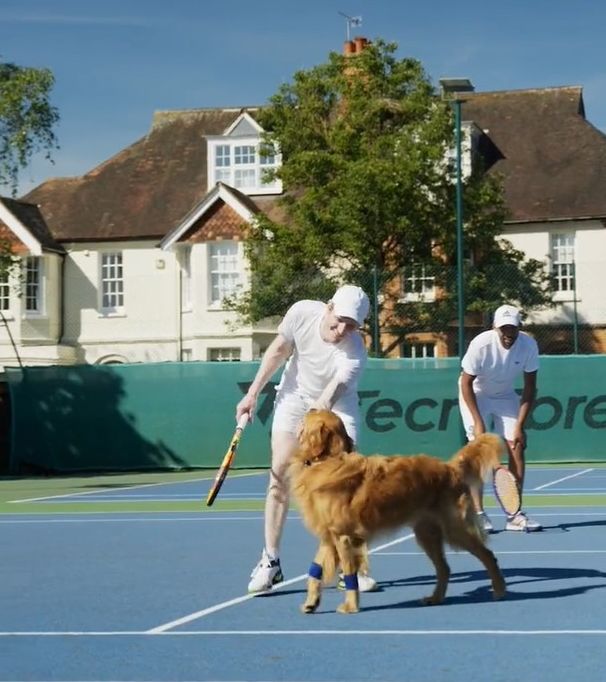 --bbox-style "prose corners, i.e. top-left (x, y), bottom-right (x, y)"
top-left (247, 550), bottom-right (284, 593)
top-left (505, 511), bottom-right (542, 532)
top-left (477, 511), bottom-right (494, 533)
top-left (337, 573), bottom-right (379, 592)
